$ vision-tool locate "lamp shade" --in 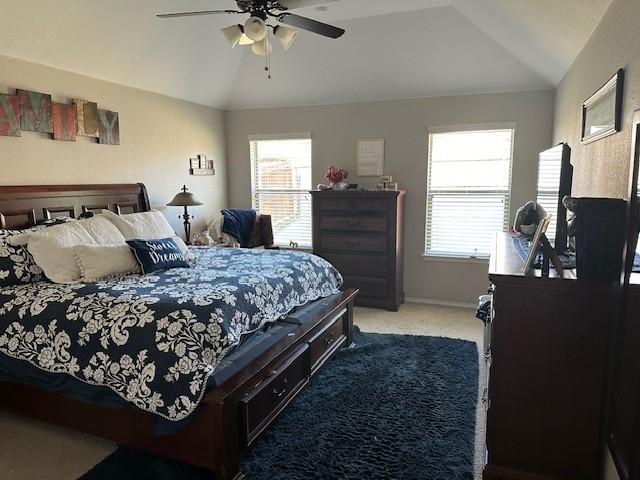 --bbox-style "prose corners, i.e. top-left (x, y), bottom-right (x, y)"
top-left (221, 24), bottom-right (244, 48)
top-left (239, 33), bottom-right (254, 45)
top-left (252, 37), bottom-right (272, 56)
top-left (244, 16), bottom-right (268, 42)
top-left (167, 186), bottom-right (203, 207)
top-left (274, 25), bottom-right (297, 50)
